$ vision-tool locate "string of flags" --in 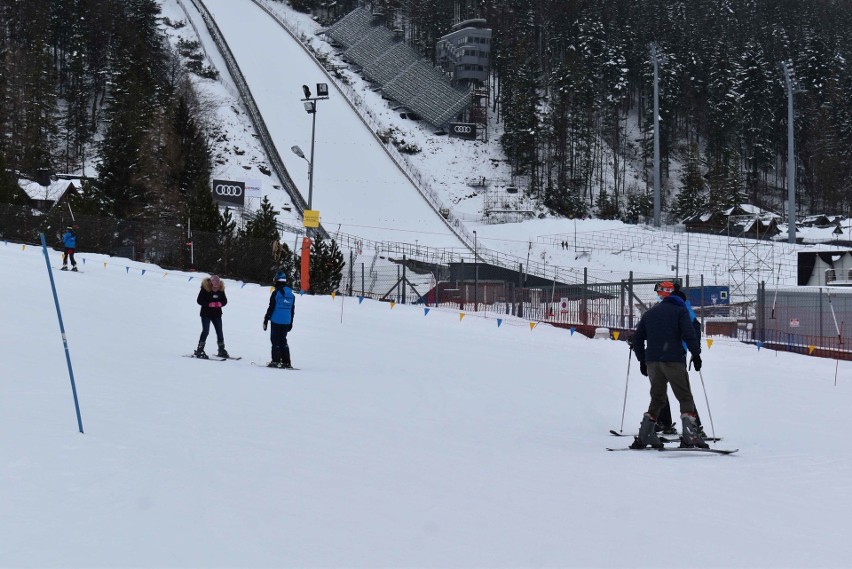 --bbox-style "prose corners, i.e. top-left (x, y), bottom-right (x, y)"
top-left (4, 241), bottom-right (837, 354)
